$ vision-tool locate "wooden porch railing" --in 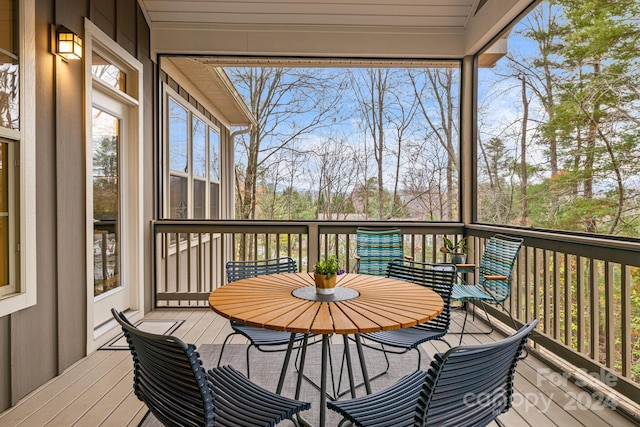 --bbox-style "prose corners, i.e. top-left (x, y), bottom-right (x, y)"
top-left (152, 220), bottom-right (463, 306)
top-left (466, 225), bottom-right (640, 409)
top-left (152, 219), bottom-right (640, 407)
